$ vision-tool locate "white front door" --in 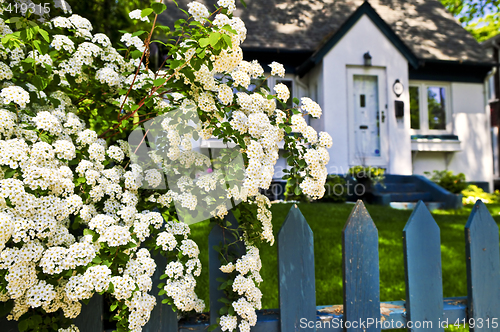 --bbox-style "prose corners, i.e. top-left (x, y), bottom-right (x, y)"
top-left (347, 67), bottom-right (388, 167)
